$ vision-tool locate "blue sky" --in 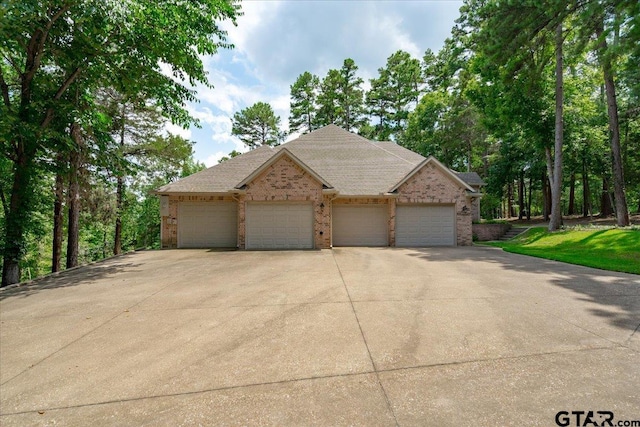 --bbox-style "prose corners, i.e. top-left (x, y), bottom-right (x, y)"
top-left (167, 0), bottom-right (464, 166)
